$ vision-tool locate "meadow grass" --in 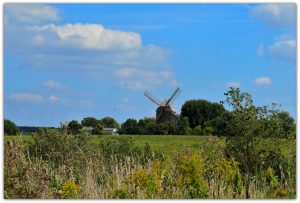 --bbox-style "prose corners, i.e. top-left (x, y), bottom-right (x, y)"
top-left (4, 134), bottom-right (296, 199)
top-left (5, 135), bottom-right (223, 158)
